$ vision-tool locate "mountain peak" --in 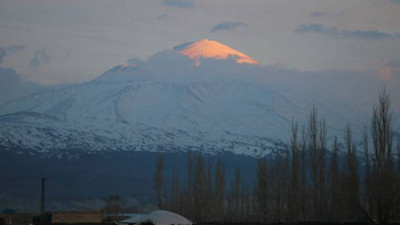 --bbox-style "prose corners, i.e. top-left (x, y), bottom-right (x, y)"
top-left (175, 39), bottom-right (259, 66)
